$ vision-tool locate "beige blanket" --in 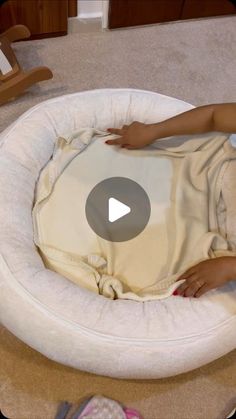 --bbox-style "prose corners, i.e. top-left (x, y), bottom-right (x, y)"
top-left (32, 128), bottom-right (236, 301)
